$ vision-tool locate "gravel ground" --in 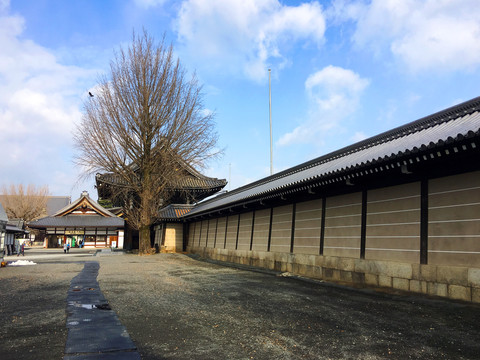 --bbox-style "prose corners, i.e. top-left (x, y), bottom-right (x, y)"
top-left (1, 249), bottom-right (480, 360)
top-left (0, 256), bottom-right (84, 360)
